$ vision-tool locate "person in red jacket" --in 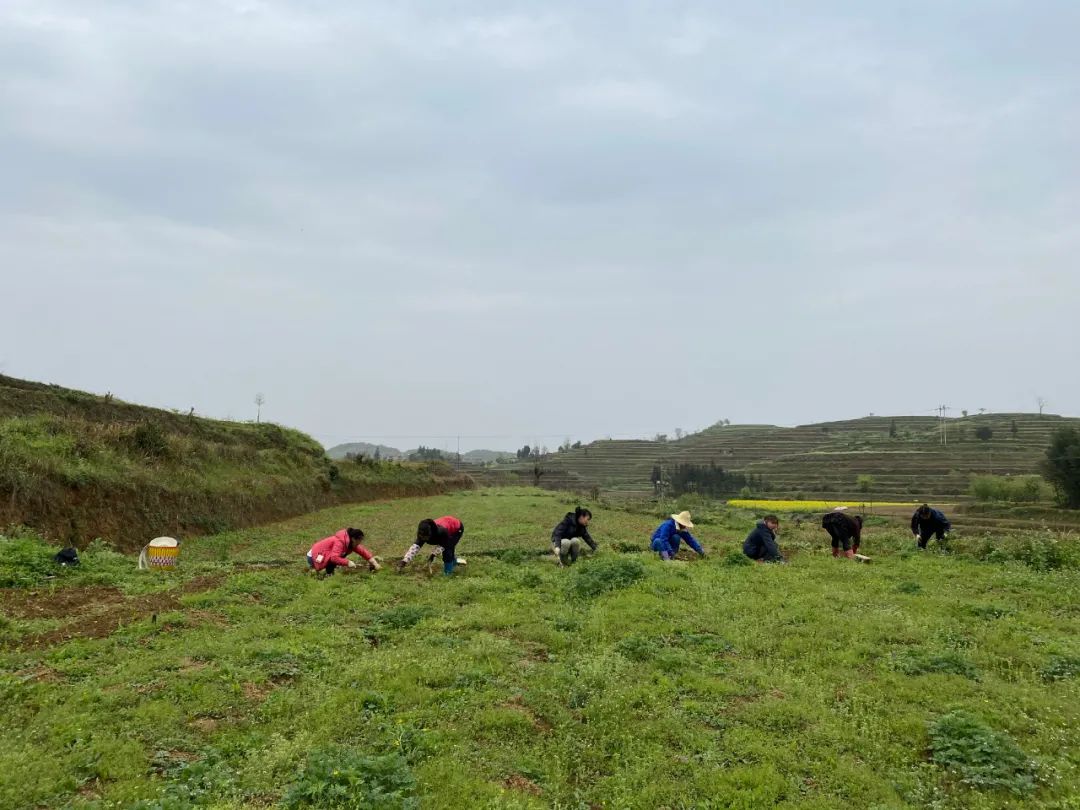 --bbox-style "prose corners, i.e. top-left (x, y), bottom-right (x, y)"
top-left (396, 516), bottom-right (465, 575)
top-left (306, 528), bottom-right (381, 576)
